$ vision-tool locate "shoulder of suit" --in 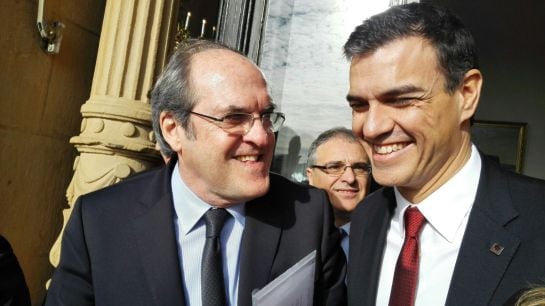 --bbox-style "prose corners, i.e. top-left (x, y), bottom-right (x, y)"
top-left (269, 172), bottom-right (317, 192)
top-left (75, 165), bottom-right (167, 211)
top-left (267, 172), bottom-right (329, 207)
top-left (484, 156), bottom-right (545, 196)
top-left (352, 186), bottom-right (394, 217)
